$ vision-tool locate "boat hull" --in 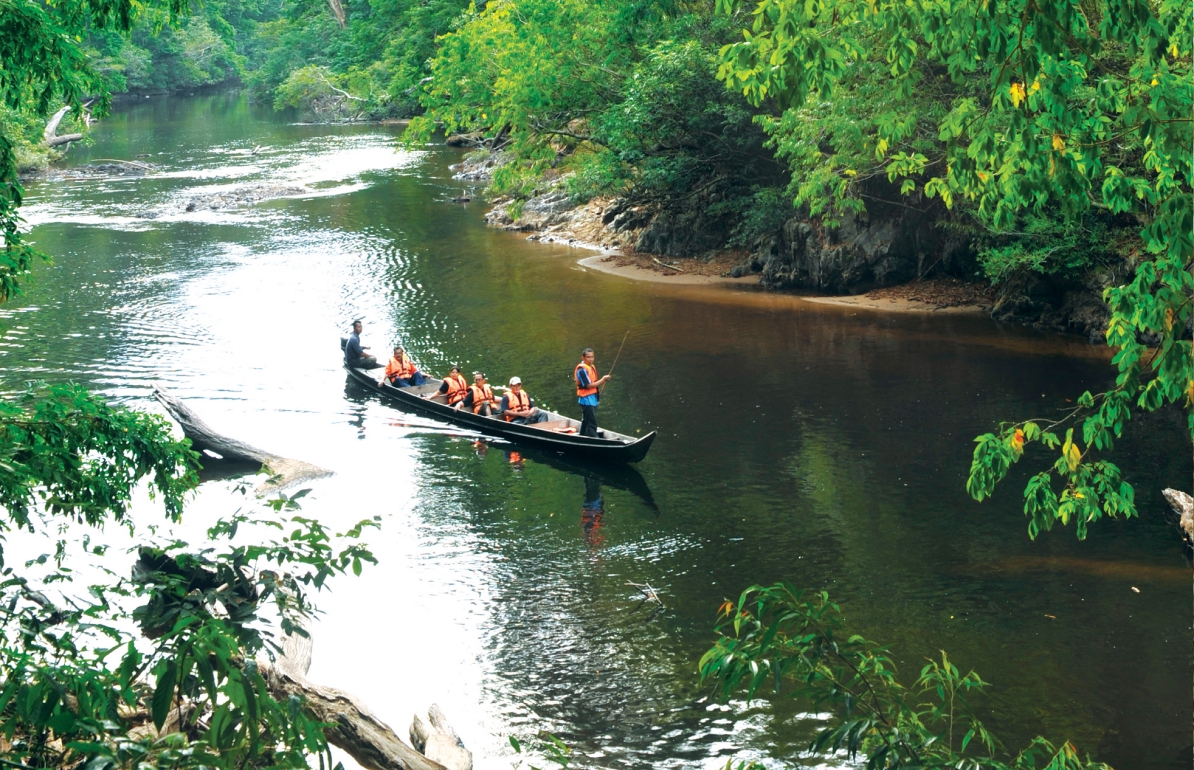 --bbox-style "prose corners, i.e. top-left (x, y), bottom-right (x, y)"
top-left (344, 364), bottom-right (655, 463)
